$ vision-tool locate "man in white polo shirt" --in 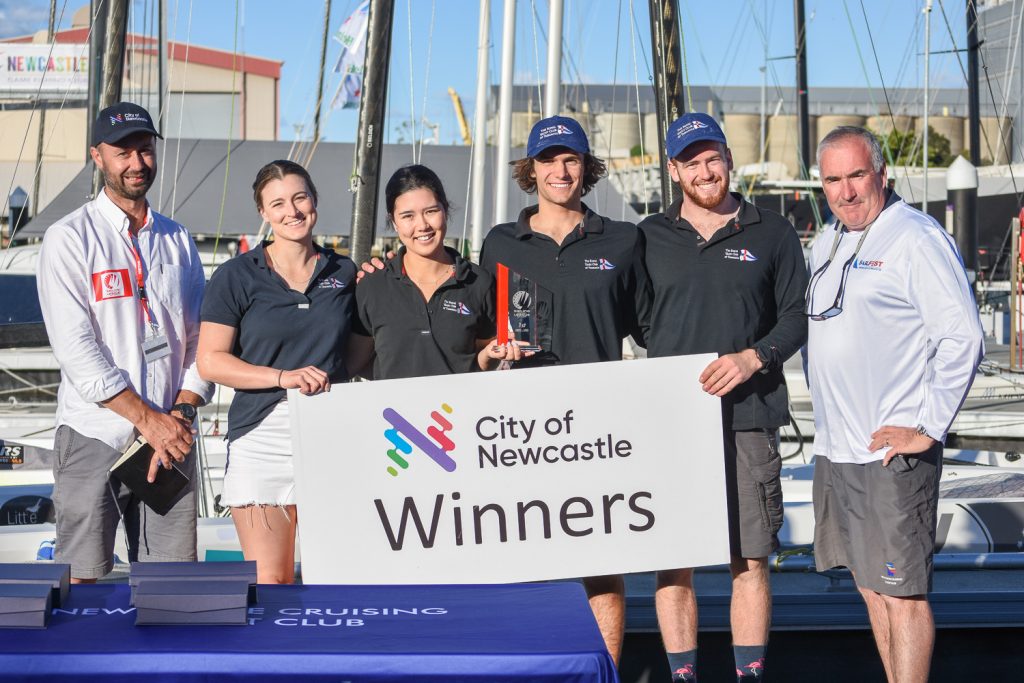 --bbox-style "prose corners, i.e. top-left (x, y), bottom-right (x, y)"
top-left (37, 102), bottom-right (212, 582)
top-left (806, 126), bottom-right (983, 683)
